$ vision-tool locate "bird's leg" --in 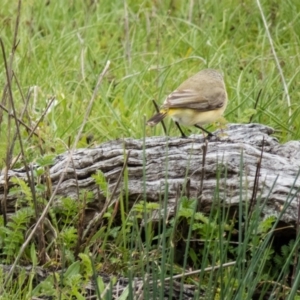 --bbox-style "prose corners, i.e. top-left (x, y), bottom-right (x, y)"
top-left (175, 122), bottom-right (187, 138)
top-left (194, 125), bottom-right (214, 138)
